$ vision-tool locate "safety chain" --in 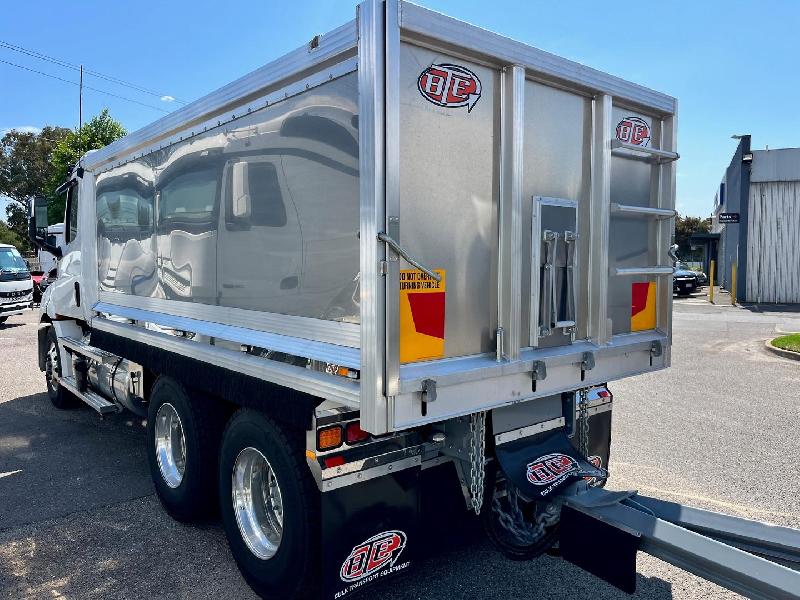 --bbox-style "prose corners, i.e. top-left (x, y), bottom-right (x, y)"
top-left (578, 388), bottom-right (590, 459)
top-left (491, 483), bottom-right (560, 545)
top-left (468, 411), bottom-right (487, 515)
